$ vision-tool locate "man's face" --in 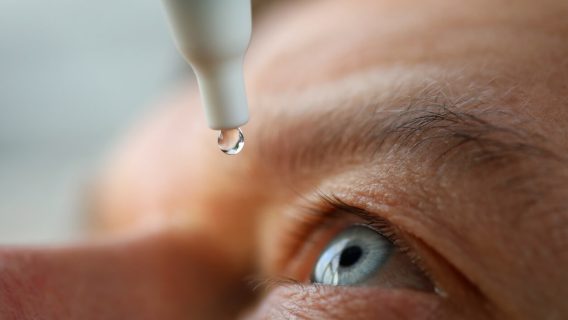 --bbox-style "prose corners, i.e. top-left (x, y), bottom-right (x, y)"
top-left (3, 0), bottom-right (568, 319)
